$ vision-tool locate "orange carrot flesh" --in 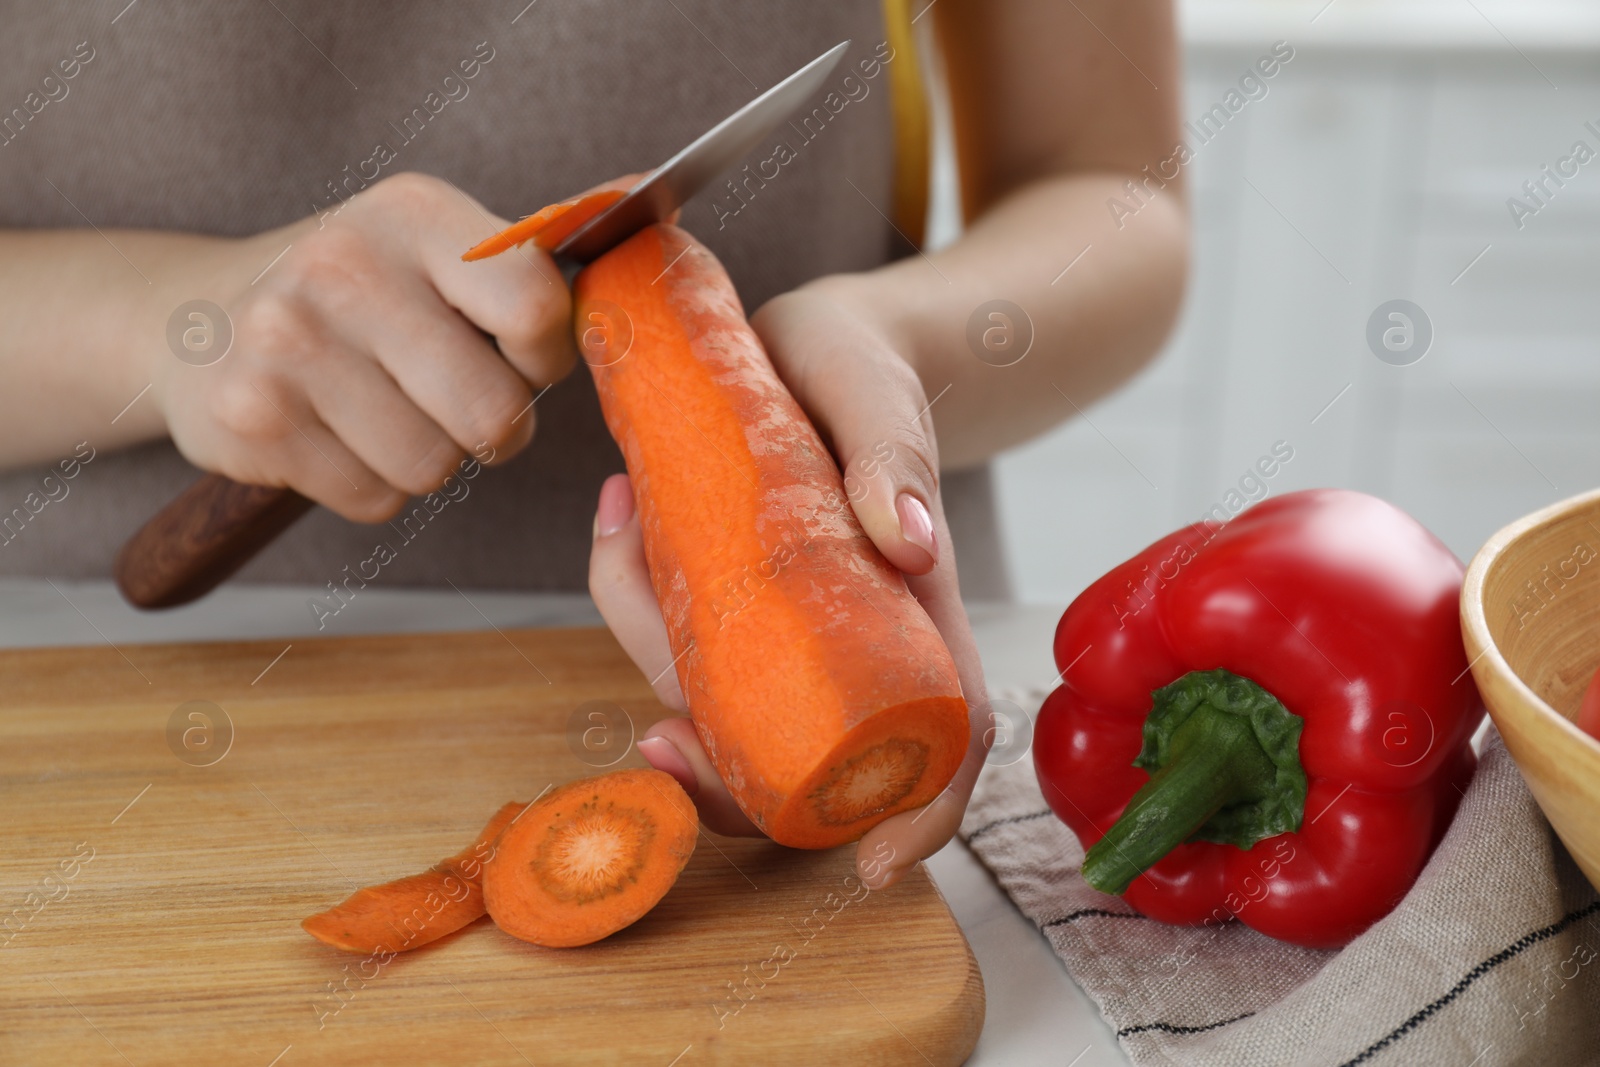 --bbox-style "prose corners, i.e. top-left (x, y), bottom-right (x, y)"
top-left (481, 769), bottom-right (697, 948)
top-left (460, 174), bottom-right (638, 262)
top-left (301, 868), bottom-right (485, 954)
top-left (301, 801), bottom-right (527, 954)
top-left (570, 225), bottom-right (970, 849)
